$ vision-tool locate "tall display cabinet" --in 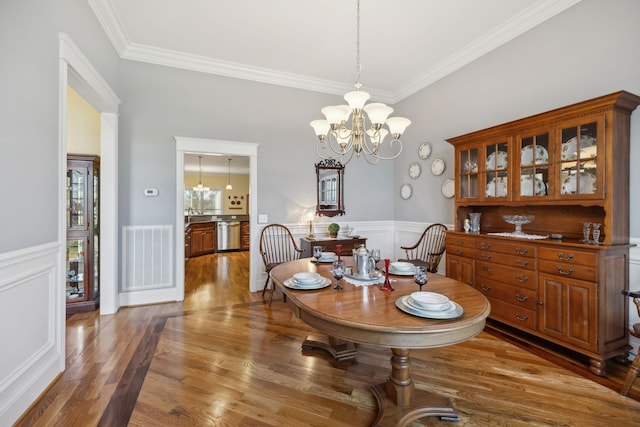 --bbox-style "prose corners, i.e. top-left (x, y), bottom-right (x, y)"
top-left (66, 154), bottom-right (100, 314)
top-left (446, 91), bottom-right (640, 375)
